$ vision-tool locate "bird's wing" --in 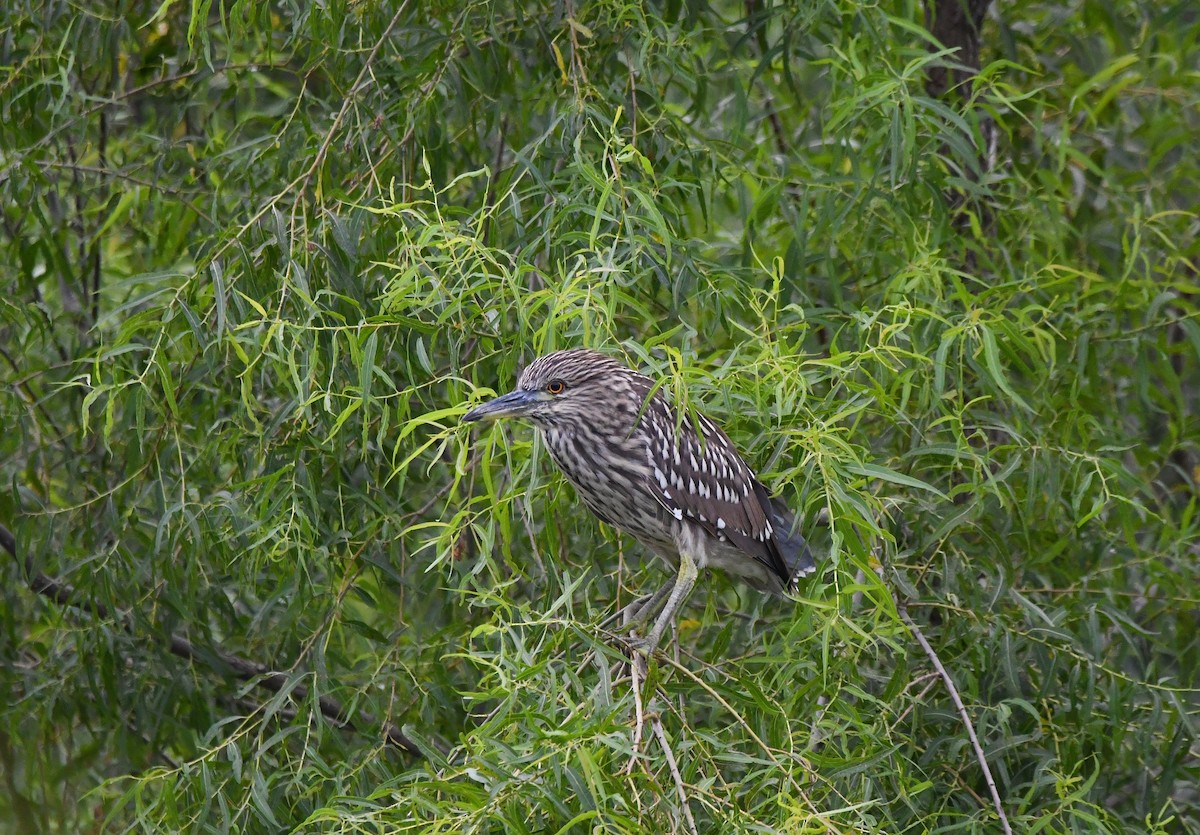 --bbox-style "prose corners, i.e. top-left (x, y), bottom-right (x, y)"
top-left (638, 394), bottom-right (791, 584)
